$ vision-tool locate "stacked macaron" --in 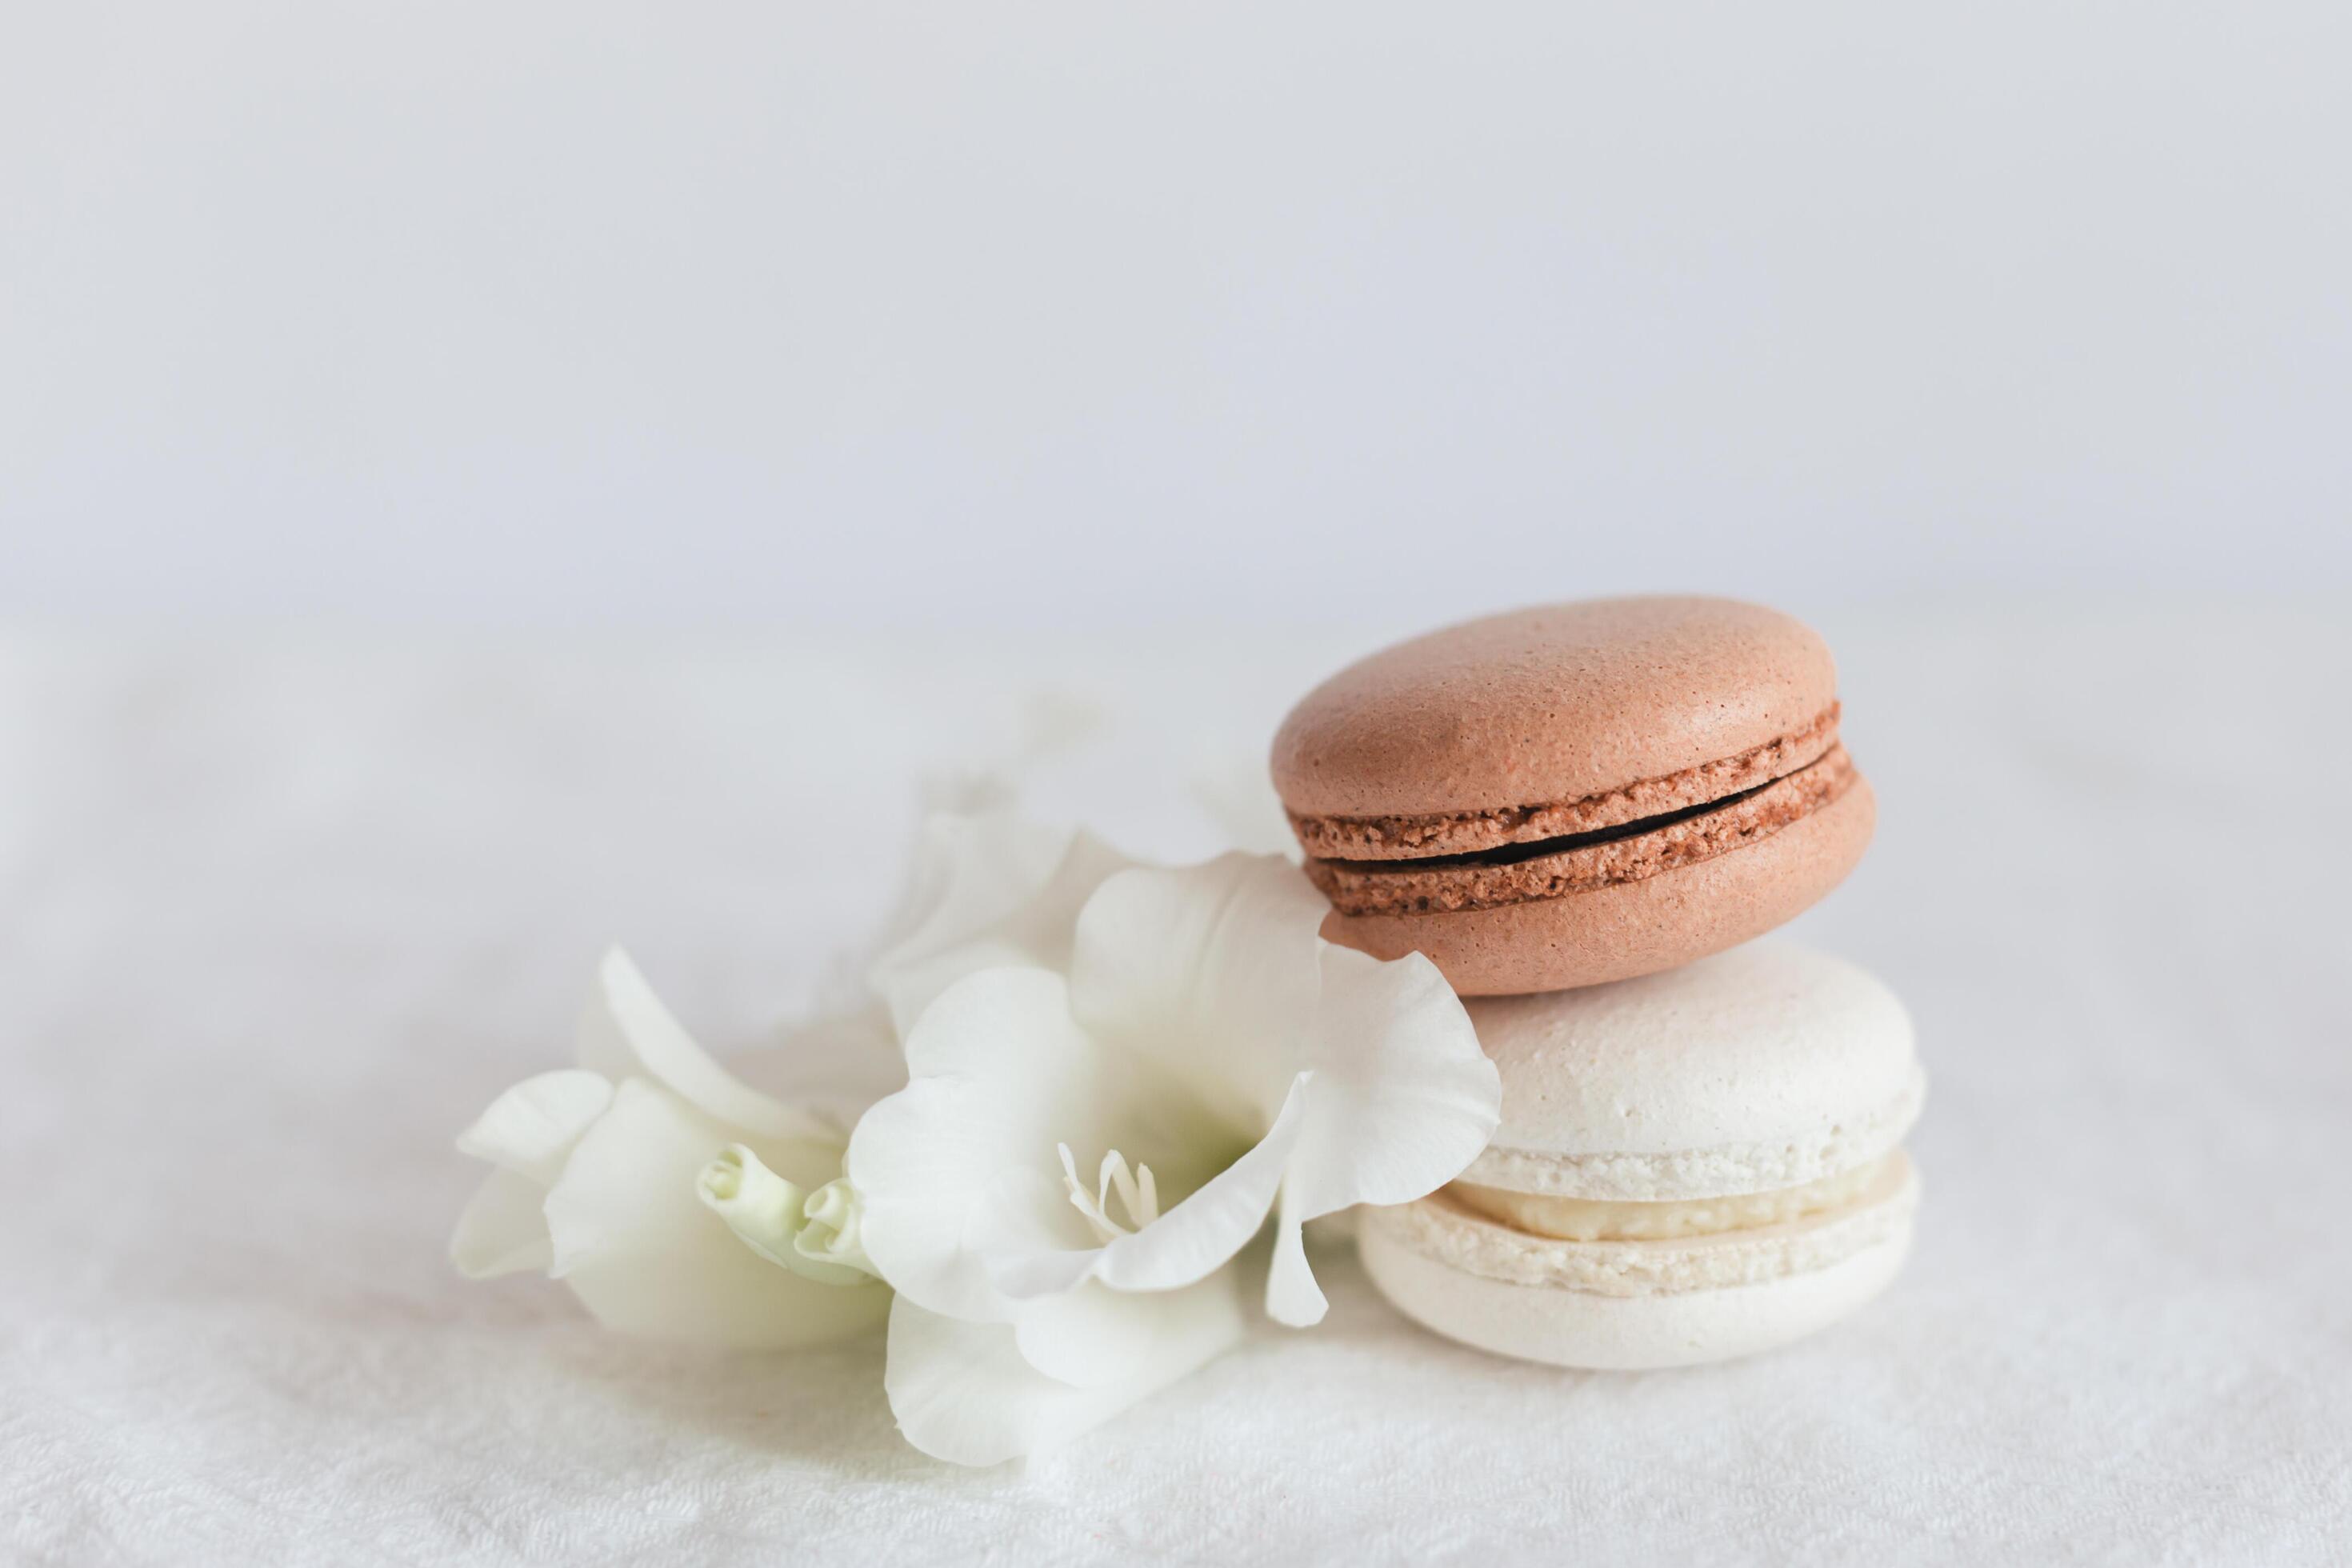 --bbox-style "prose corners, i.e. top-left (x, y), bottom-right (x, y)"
top-left (1272, 597), bottom-right (1921, 1368)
